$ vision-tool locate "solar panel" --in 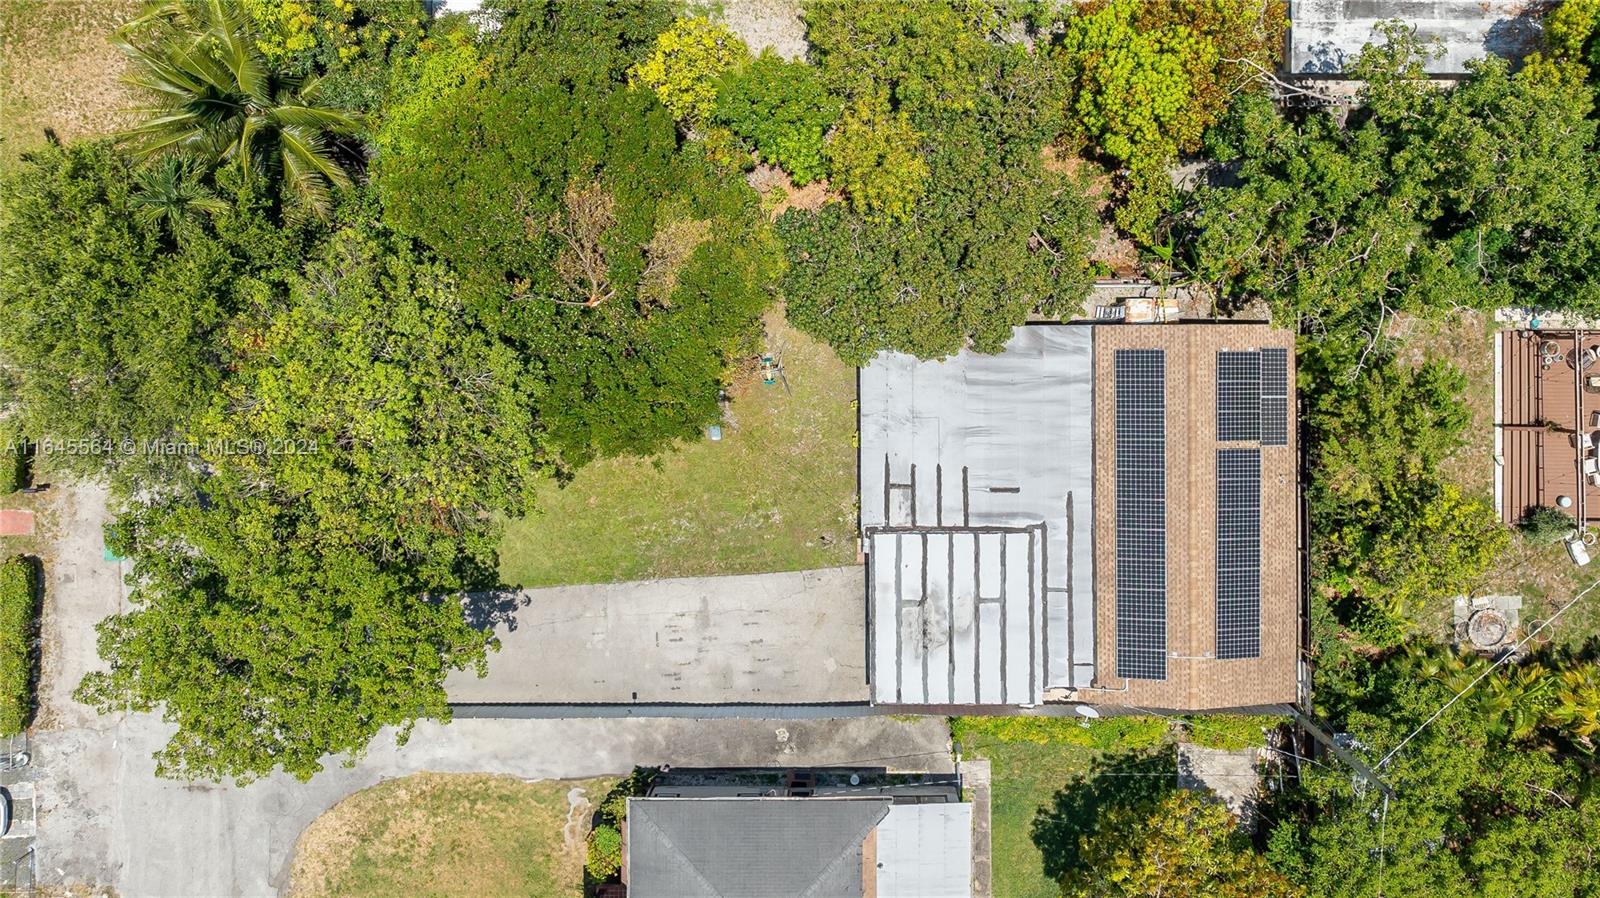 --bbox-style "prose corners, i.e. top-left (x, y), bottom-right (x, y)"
top-left (1217, 351), bottom-right (1261, 441)
top-left (1115, 349), bottom-right (1167, 681)
top-left (1216, 448), bottom-right (1261, 660)
top-left (1260, 348), bottom-right (1289, 446)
